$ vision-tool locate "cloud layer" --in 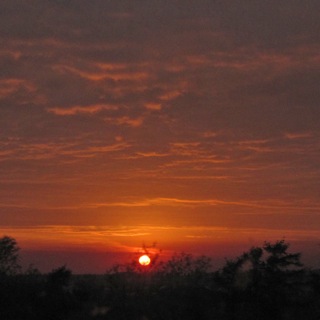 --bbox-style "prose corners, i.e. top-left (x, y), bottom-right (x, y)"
top-left (0, 1), bottom-right (319, 268)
